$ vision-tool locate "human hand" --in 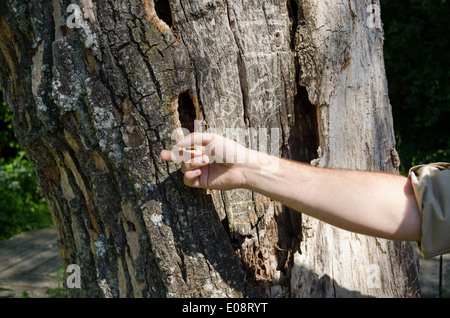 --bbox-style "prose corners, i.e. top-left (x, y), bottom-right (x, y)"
top-left (160, 133), bottom-right (252, 191)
